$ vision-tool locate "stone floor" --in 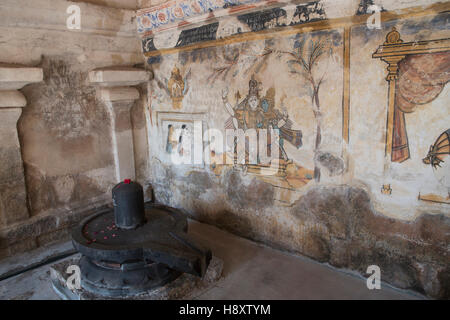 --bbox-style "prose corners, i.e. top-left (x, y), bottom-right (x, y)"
top-left (0, 220), bottom-right (425, 300)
